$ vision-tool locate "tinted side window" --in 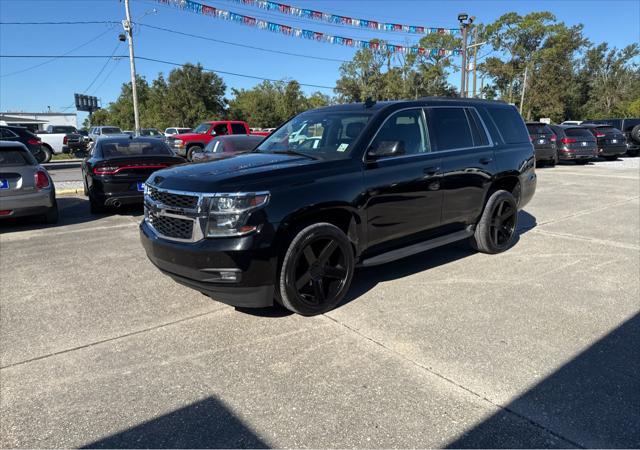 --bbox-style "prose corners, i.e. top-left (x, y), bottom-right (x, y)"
top-left (231, 123), bottom-right (247, 134)
top-left (466, 108), bottom-right (489, 146)
top-left (371, 109), bottom-right (429, 156)
top-left (487, 106), bottom-right (529, 144)
top-left (1, 128), bottom-right (18, 138)
top-left (428, 107), bottom-right (473, 151)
